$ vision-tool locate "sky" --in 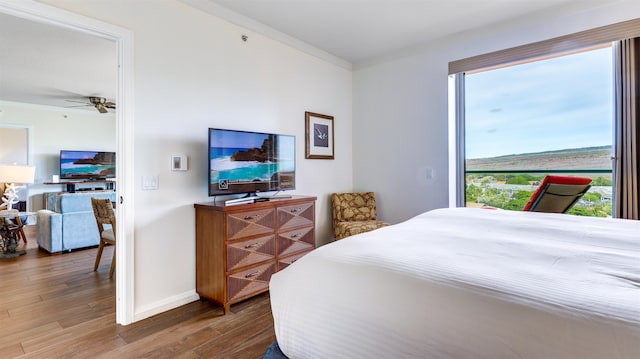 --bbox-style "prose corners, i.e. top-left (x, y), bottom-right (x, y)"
top-left (465, 46), bottom-right (613, 159)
